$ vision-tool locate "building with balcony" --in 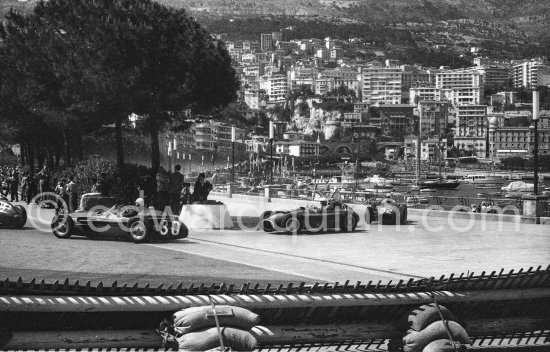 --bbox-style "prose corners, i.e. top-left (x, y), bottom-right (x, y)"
top-left (489, 126), bottom-right (550, 157)
top-left (435, 69), bottom-right (482, 90)
top-left (454, 105), bottom-right (487, 157)
top-left (512, 60), bottom-right (550, 88)
top-left (418, 101), bottom-right (449, 138)
top-left (259, 74), bottom-right (288, 103)
top-left (361, 67), bottom-right (402, 105)
top-left (288, 141), bottom-right (320, 157)
top-left (370, 105), bottom-right (415, 139)
top-left (474, 65), bottom-right (510, 88)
